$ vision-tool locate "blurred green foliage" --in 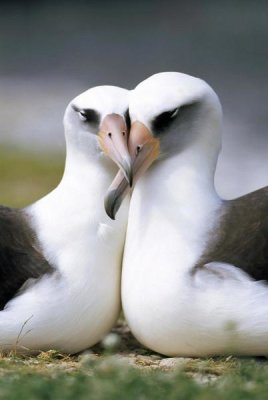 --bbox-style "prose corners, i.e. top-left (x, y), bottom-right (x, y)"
top-left (0, 147), bottom-right (64, 208)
